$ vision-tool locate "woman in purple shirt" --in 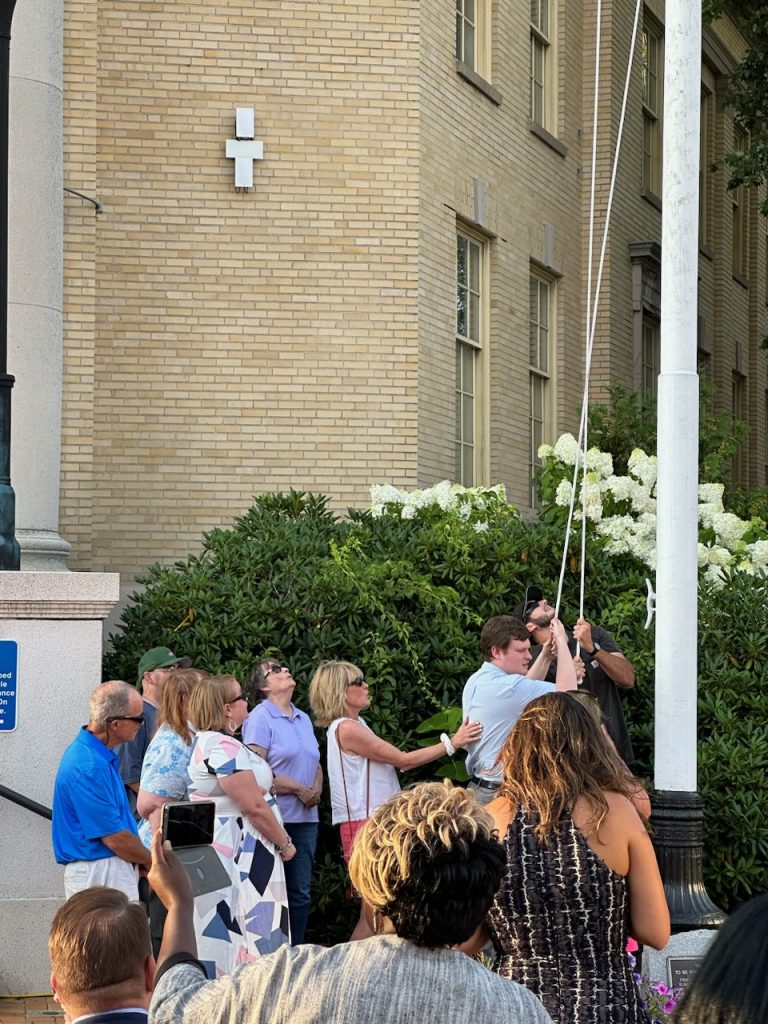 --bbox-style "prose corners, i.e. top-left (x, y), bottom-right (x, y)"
top-left (243, 659), bottom-right (322, 944)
